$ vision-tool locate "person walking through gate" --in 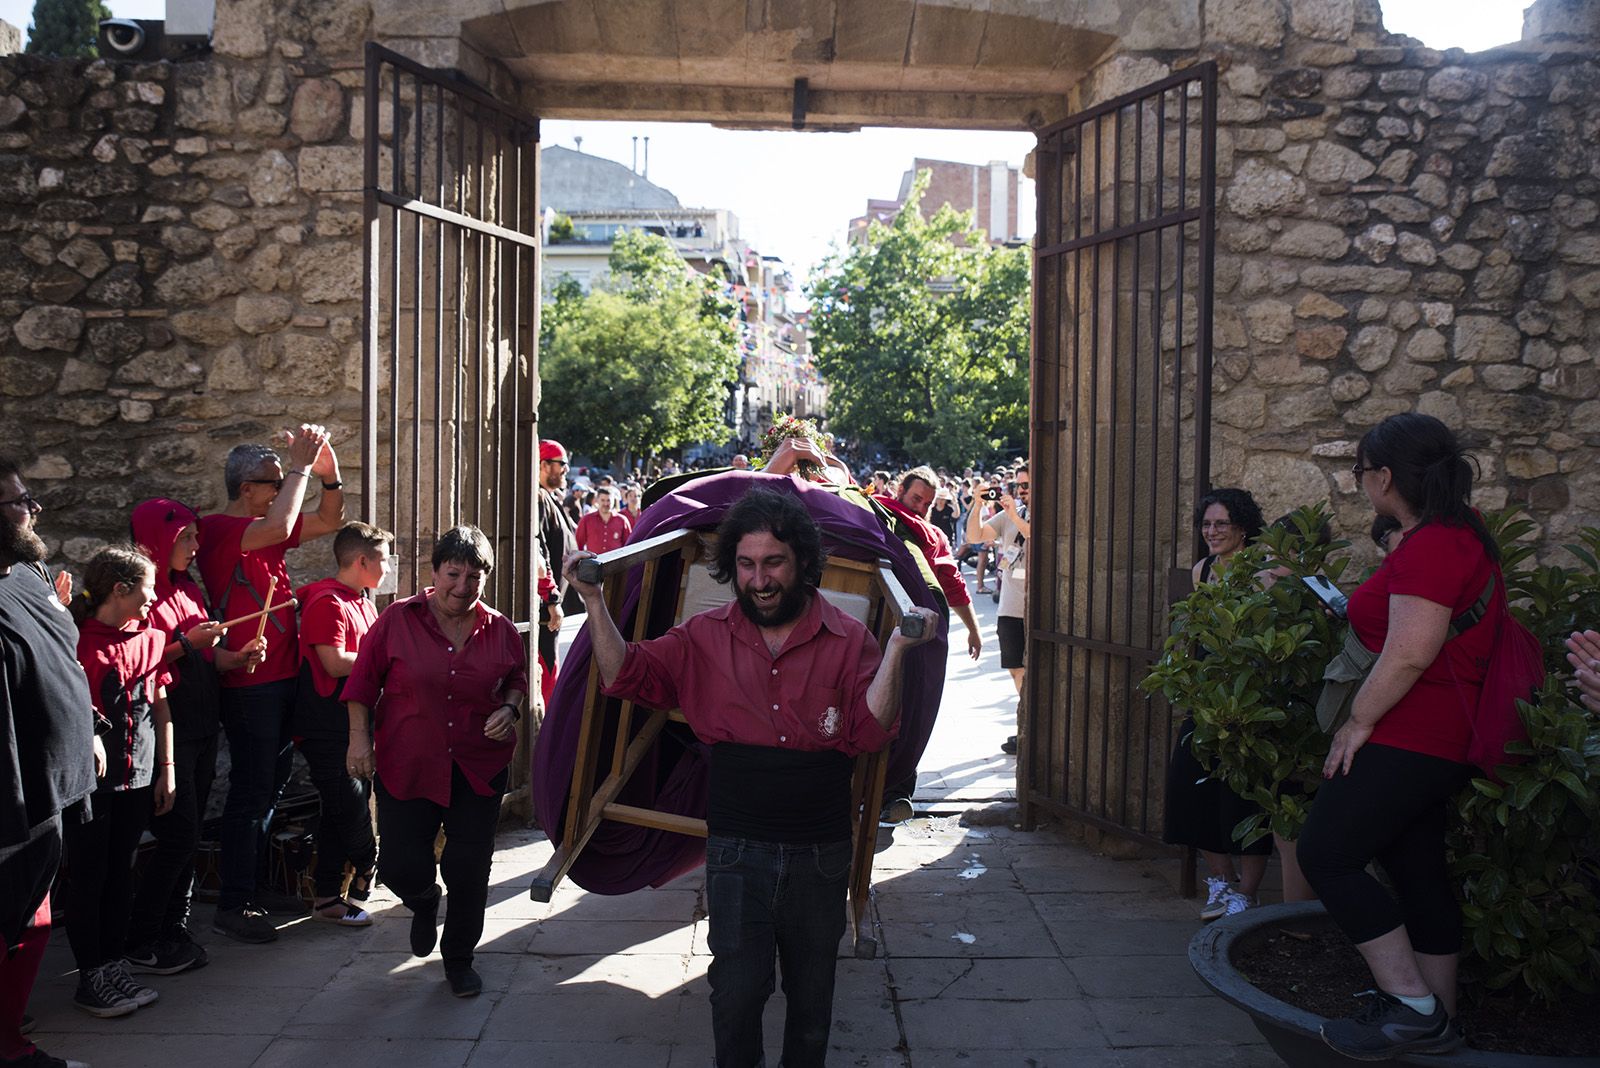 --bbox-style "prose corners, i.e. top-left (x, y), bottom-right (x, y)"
top-left (197, 426), bottom-right (345, 943)
top-left (343, 526), bottom-right (527, 998)
top-left (573, 485), bottom-right (632, 555)
top-left (537, 440), bottom-right (575, 707)
top-left (568, 488), bottom-right (935, 1068)
top-left (0, 457), bottom-right (96, 1068)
